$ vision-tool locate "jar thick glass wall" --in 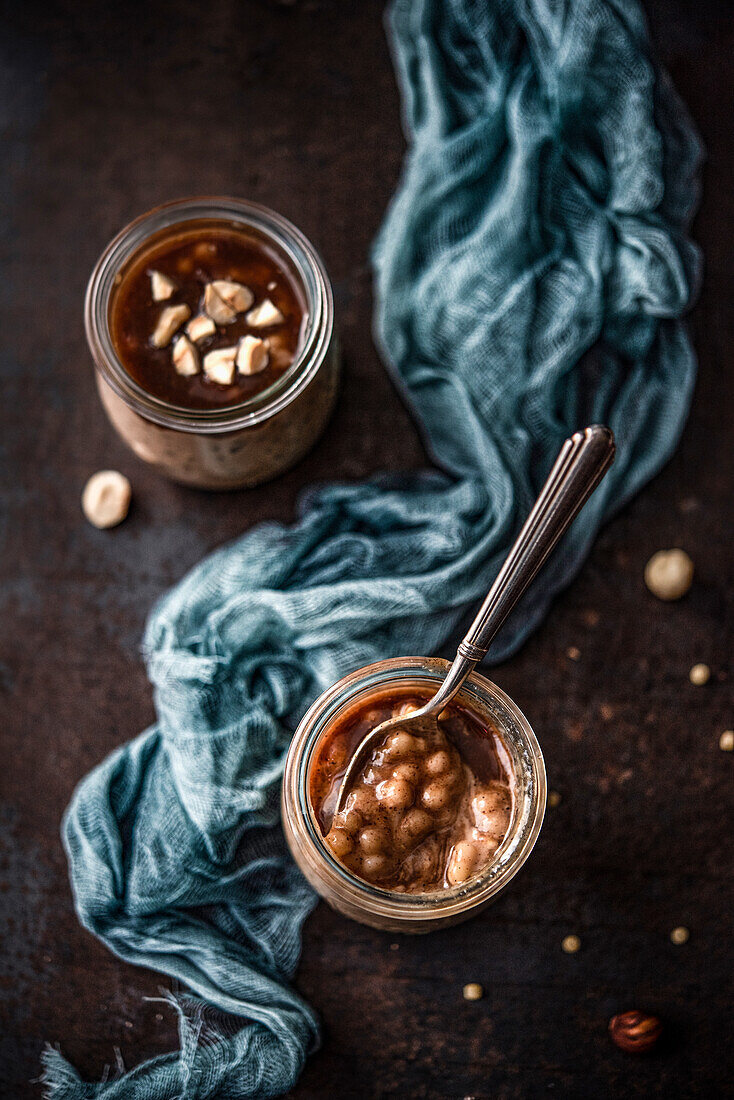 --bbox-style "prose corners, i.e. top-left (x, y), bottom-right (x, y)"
top-left (282, 657), bottom-right (546, 933)
top-left (85, 198), bottom-right (339, 490)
